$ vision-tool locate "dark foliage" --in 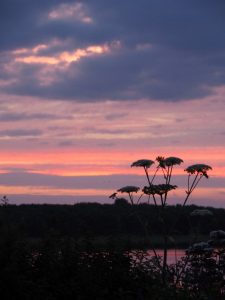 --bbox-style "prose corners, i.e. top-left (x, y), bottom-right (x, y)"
top-left (0, 203), bottom-right (224, 299)
top-left (0, 231), bottom-right (224, 299)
